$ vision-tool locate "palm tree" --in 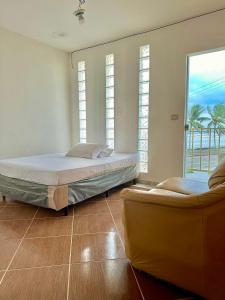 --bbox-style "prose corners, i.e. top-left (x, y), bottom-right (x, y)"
top-left (187, 104), bottom-right (209, 130)
top-left (207, 103), bottom-right (225, 148)
top-left (187, 104), bottom-right (209, 151)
